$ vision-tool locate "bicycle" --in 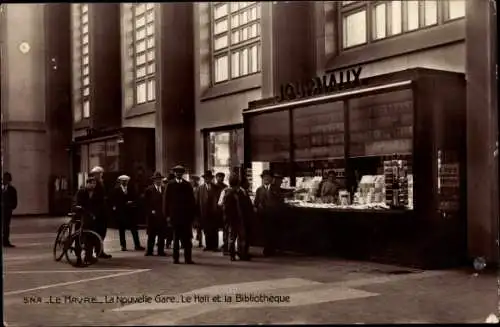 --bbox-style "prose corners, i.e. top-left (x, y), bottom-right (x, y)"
top-left (53, 206), bottom-right (104, 267)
